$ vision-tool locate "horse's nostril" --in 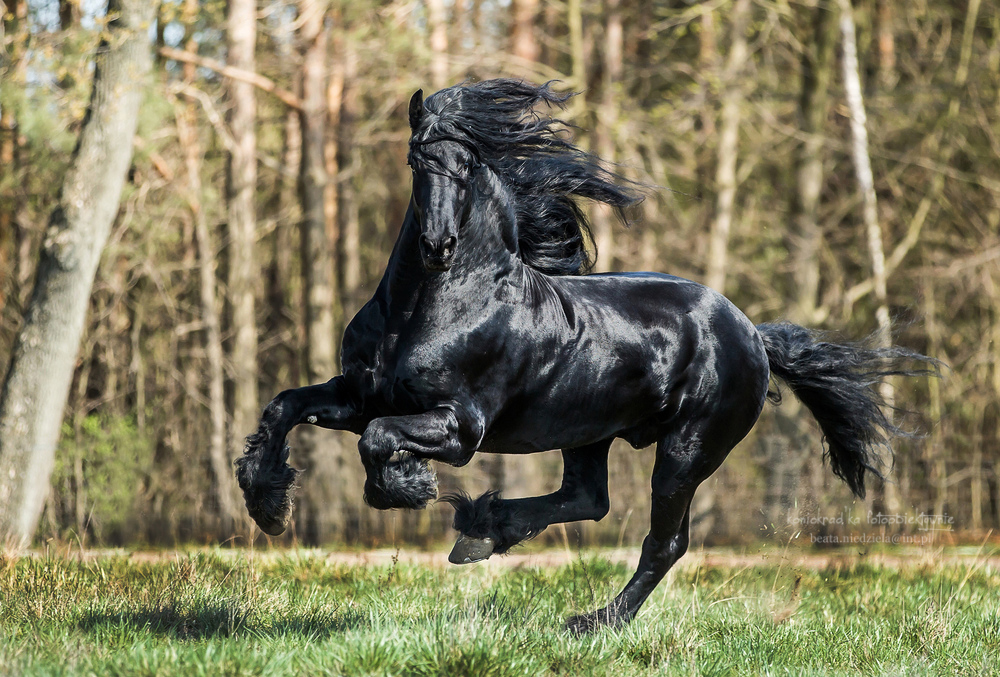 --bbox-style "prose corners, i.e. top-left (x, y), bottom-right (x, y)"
top-left (419, 234), bottom-right (433, 254)
top-left (442, 236), bottom-right (457, 259)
